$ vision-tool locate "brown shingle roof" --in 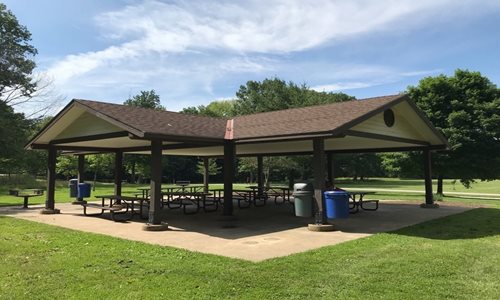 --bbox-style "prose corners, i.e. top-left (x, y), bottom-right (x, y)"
top-left (76, 99), bottom-right (228, 140)
top-left (232, 94), bottom-right (405, 140)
